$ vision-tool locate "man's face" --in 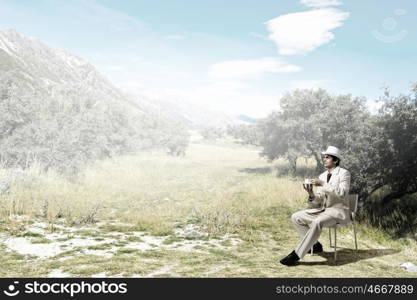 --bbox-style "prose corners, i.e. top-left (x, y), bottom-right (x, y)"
top-left (322, 154), bottom-right (337, 168)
